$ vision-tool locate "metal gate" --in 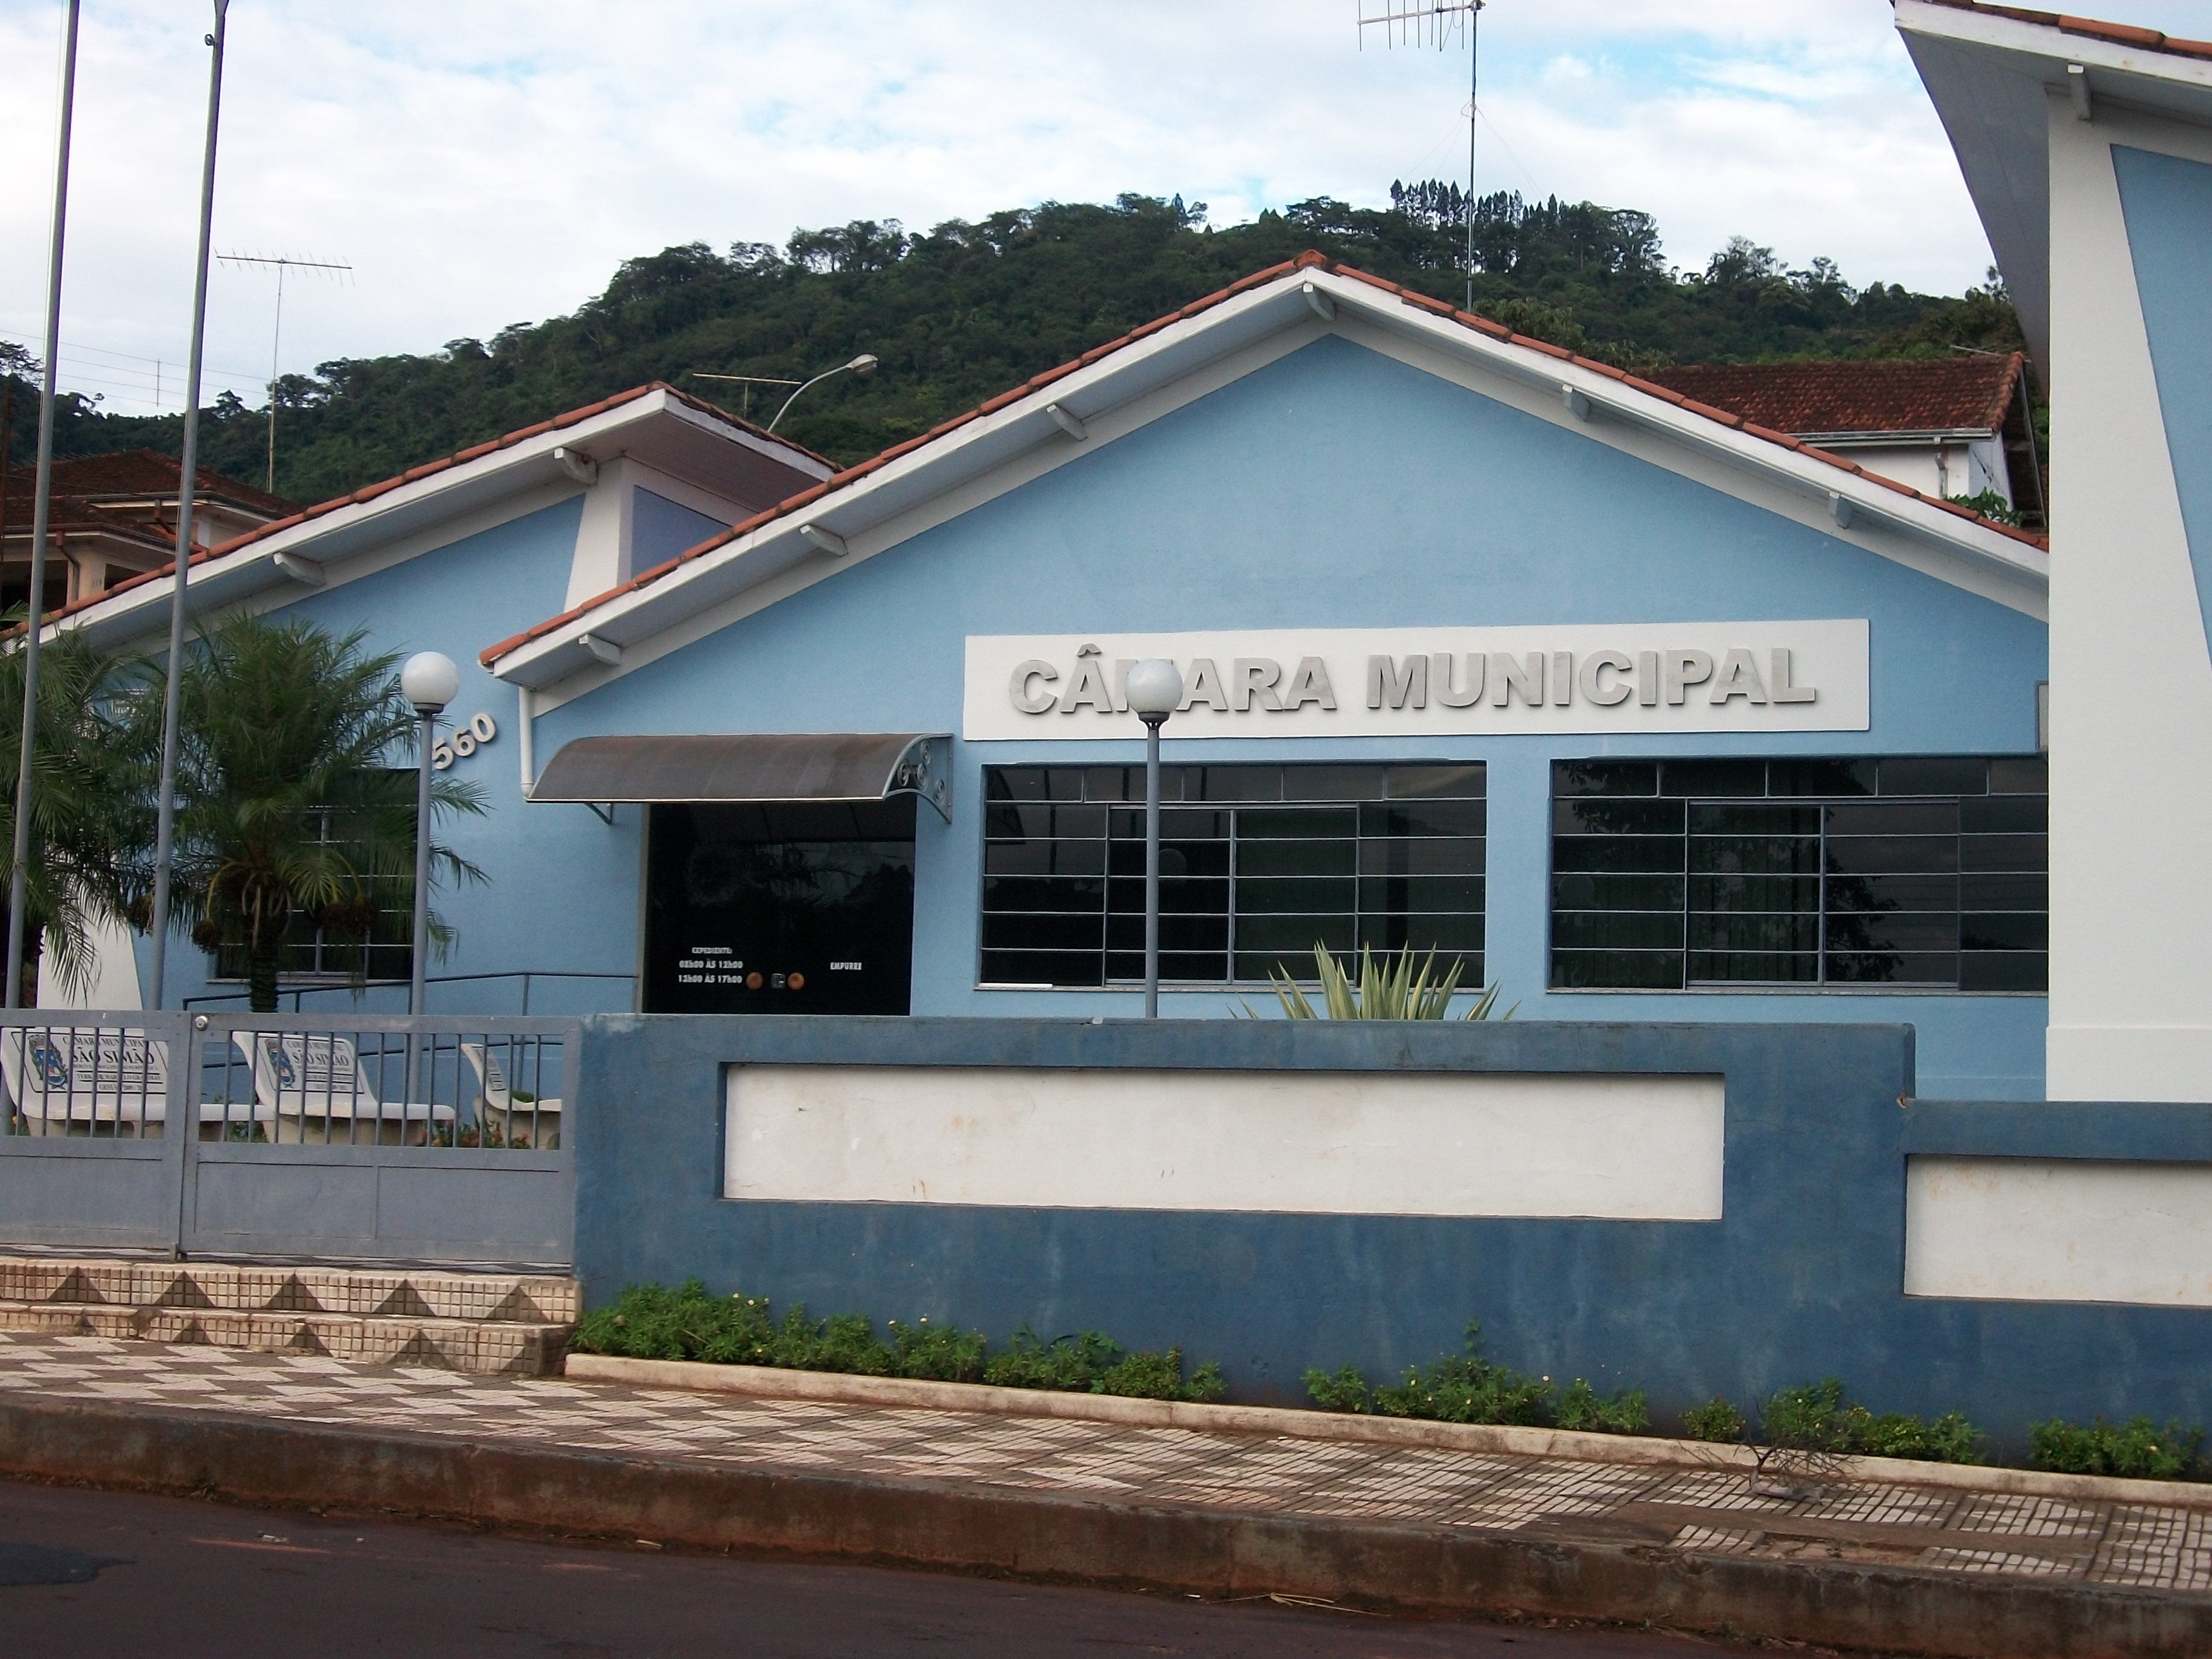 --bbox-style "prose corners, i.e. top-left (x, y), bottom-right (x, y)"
top-left (0, 1011), bottom-right (577, 1269)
